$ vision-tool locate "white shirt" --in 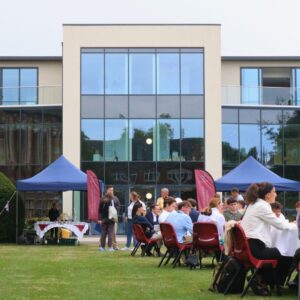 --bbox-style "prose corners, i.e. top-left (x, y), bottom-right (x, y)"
top-left (159, 210), bottom-right (170, 223)
top-left (127, 201), bottom-right (146, 220)
top-left (236, 194), bottom-right (244, 201)
top-left (241, 198), bottom-right (296, 247)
